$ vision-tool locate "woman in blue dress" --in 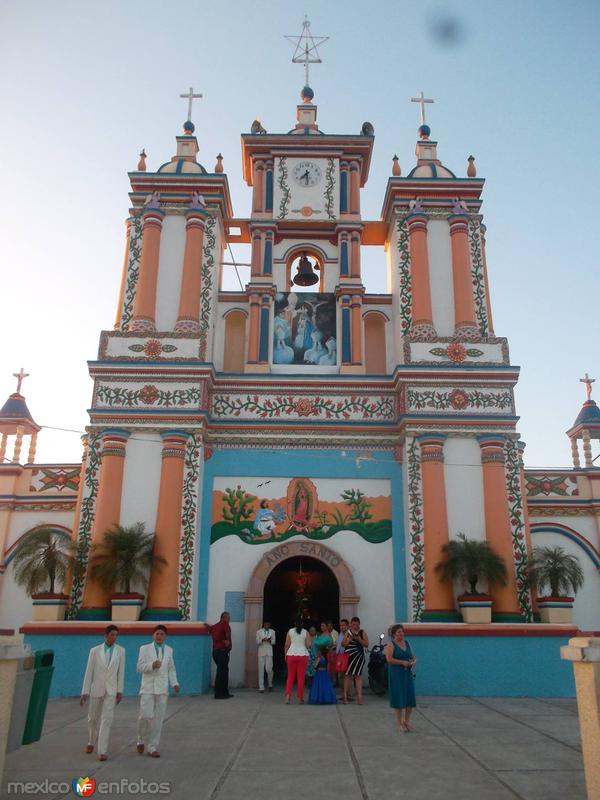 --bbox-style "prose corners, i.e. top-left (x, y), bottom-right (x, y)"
top-left (306, 622), bottom-right (332, 685)
top-left (308, 646), bottom-right (337, 704)
top-left (385, 624), bottom-right (416, 732)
